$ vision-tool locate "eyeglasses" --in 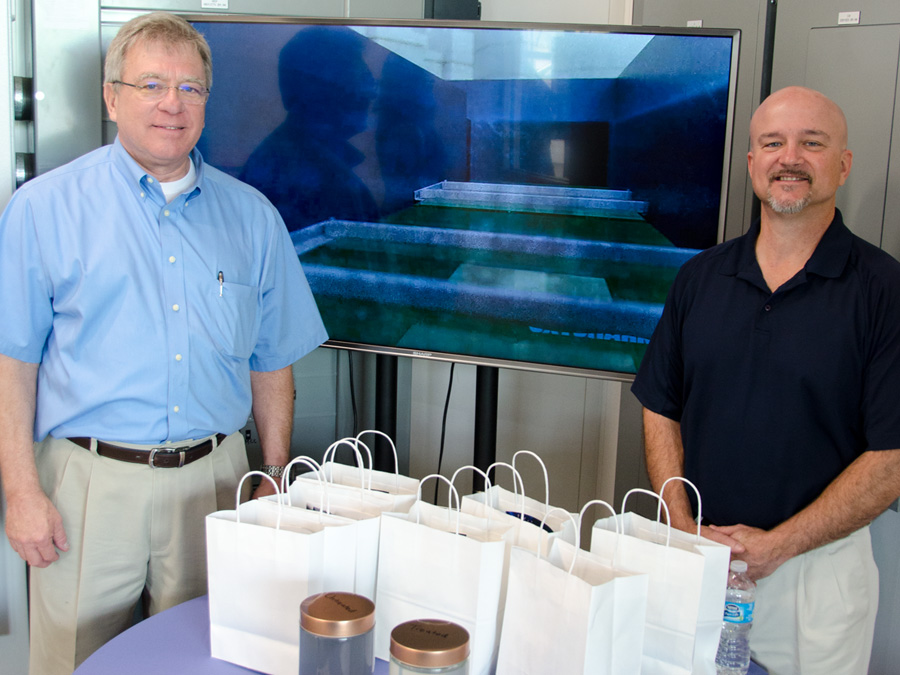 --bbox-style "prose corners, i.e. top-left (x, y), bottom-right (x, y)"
top-left (112, 80), bottom-right (210, 104)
